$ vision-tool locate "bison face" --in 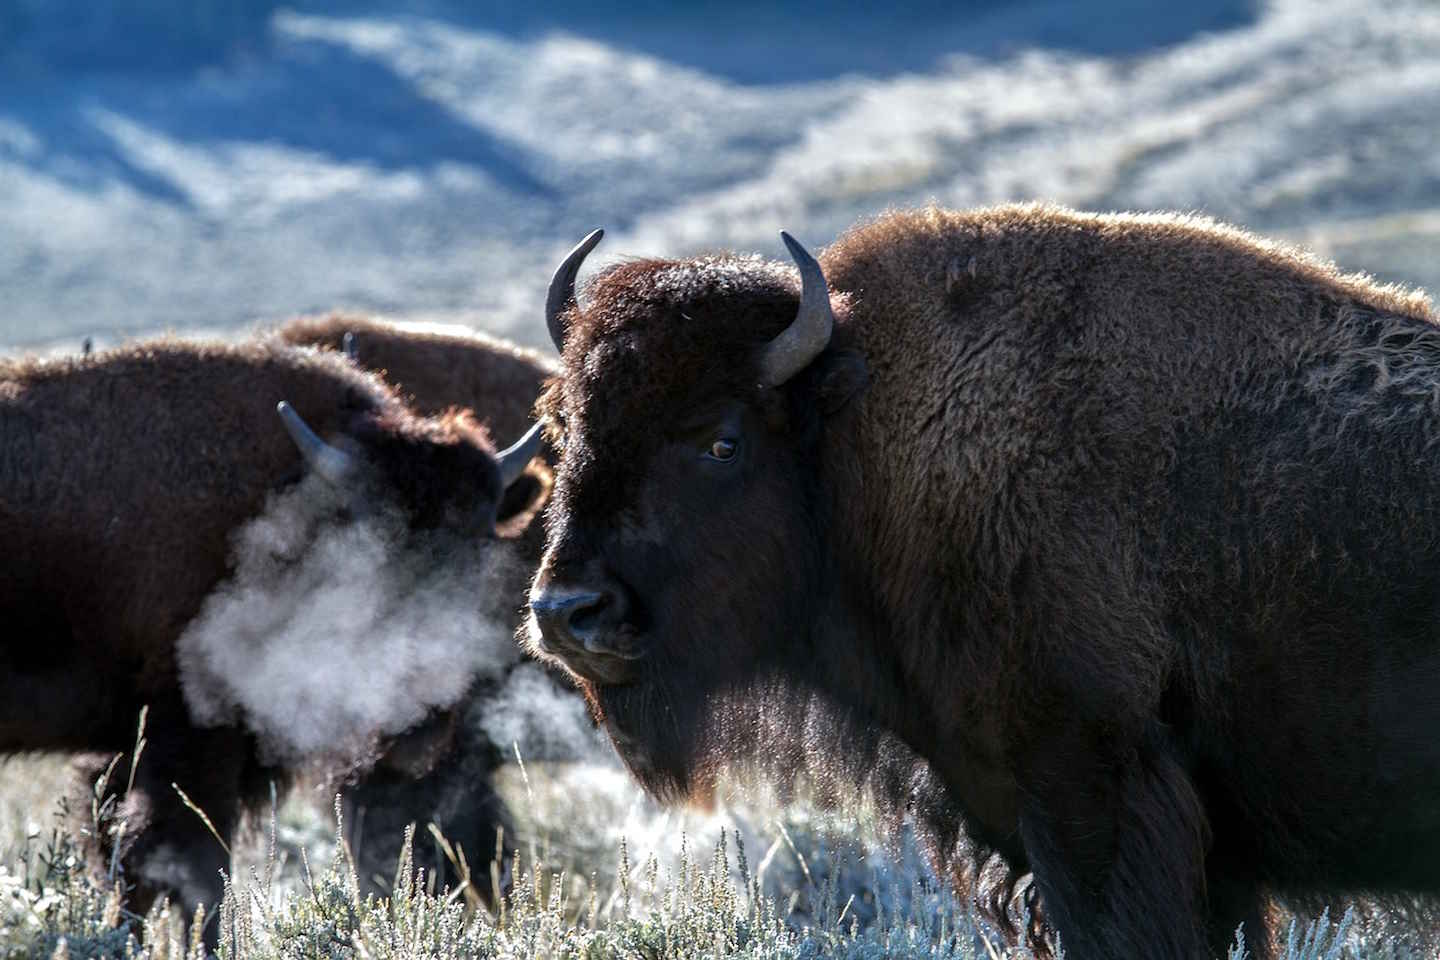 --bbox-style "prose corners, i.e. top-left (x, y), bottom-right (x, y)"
top-left (526, 233), bottom-right (867, 802)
